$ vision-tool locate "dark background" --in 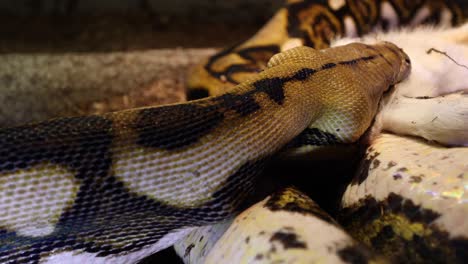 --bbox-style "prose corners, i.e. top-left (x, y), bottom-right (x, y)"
top-left (0, 0), bottom-right (283, 52)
